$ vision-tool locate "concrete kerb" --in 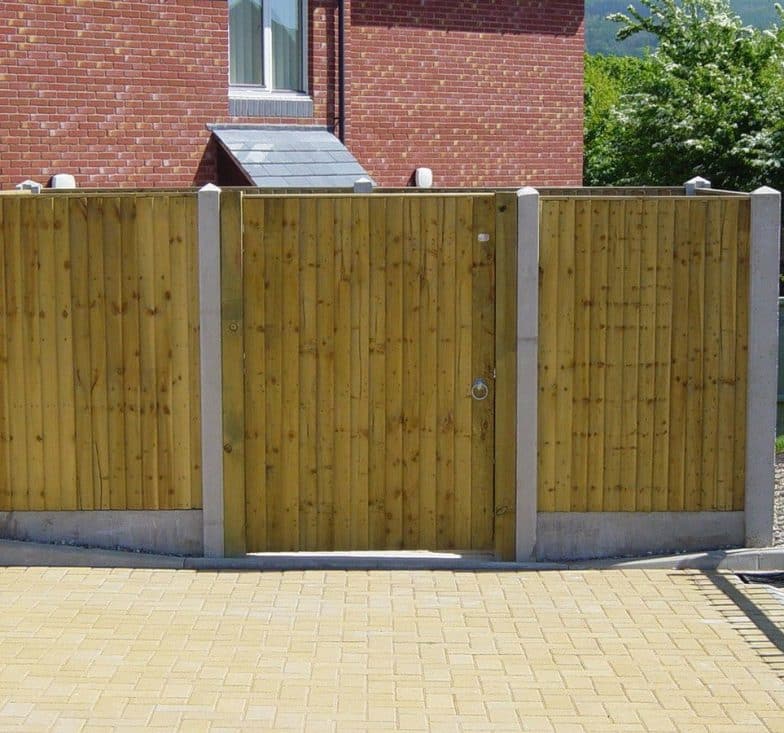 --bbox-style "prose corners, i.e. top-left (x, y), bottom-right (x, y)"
top-left (0, 539), bottom-right (186, 569)
top-left (3, 538), bottom-right (784, 572)
top-left (569, 547), bottom-right (784, 571)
